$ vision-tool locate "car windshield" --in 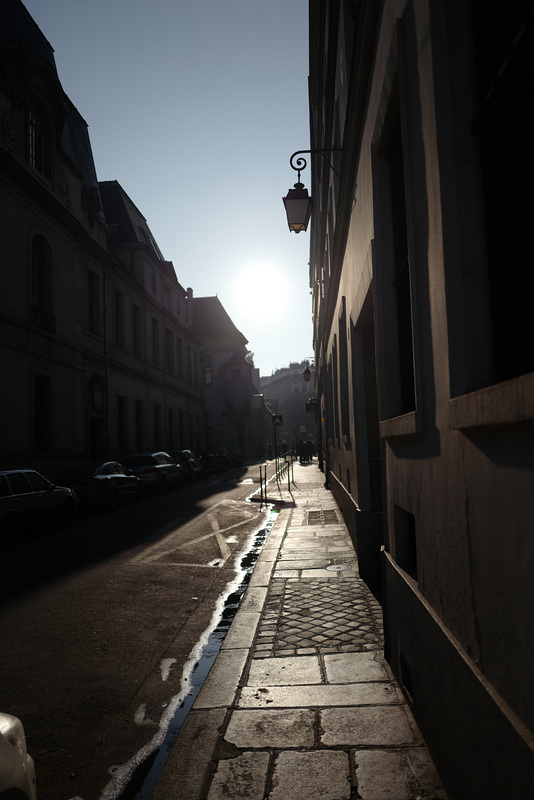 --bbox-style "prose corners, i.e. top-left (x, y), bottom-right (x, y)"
top-left (57, 464), bottom-right (100, 478)
top-left (121, 455), bottom-right (153, 467)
